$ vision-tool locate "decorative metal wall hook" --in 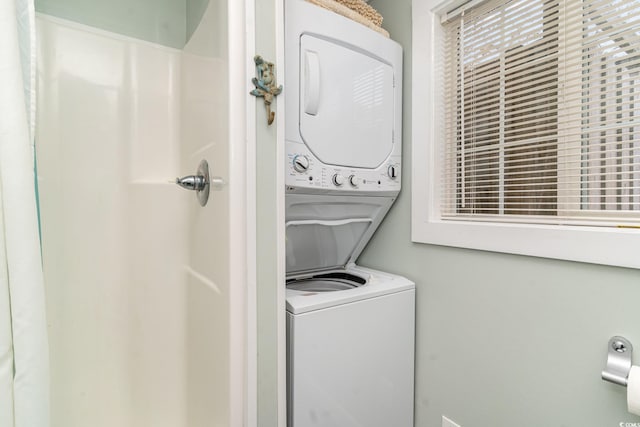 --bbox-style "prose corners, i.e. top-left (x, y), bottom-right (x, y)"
top-left (250, 55), bottom-right (282, 125)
